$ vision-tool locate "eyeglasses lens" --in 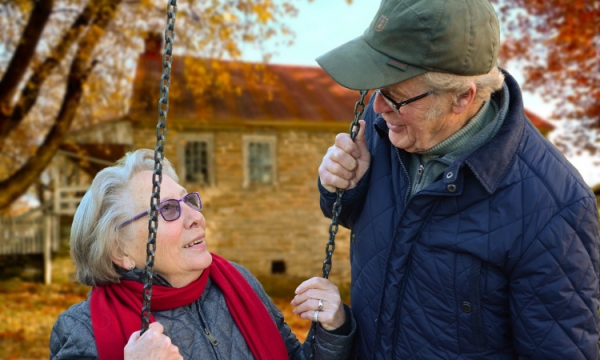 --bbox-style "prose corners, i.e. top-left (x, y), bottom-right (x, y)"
top-left (185, 193), bottom-right (202, 211)
top-left (160, 199), bottom-right (181, 221)
top-left (378, 90), bottom-right (399, 114)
